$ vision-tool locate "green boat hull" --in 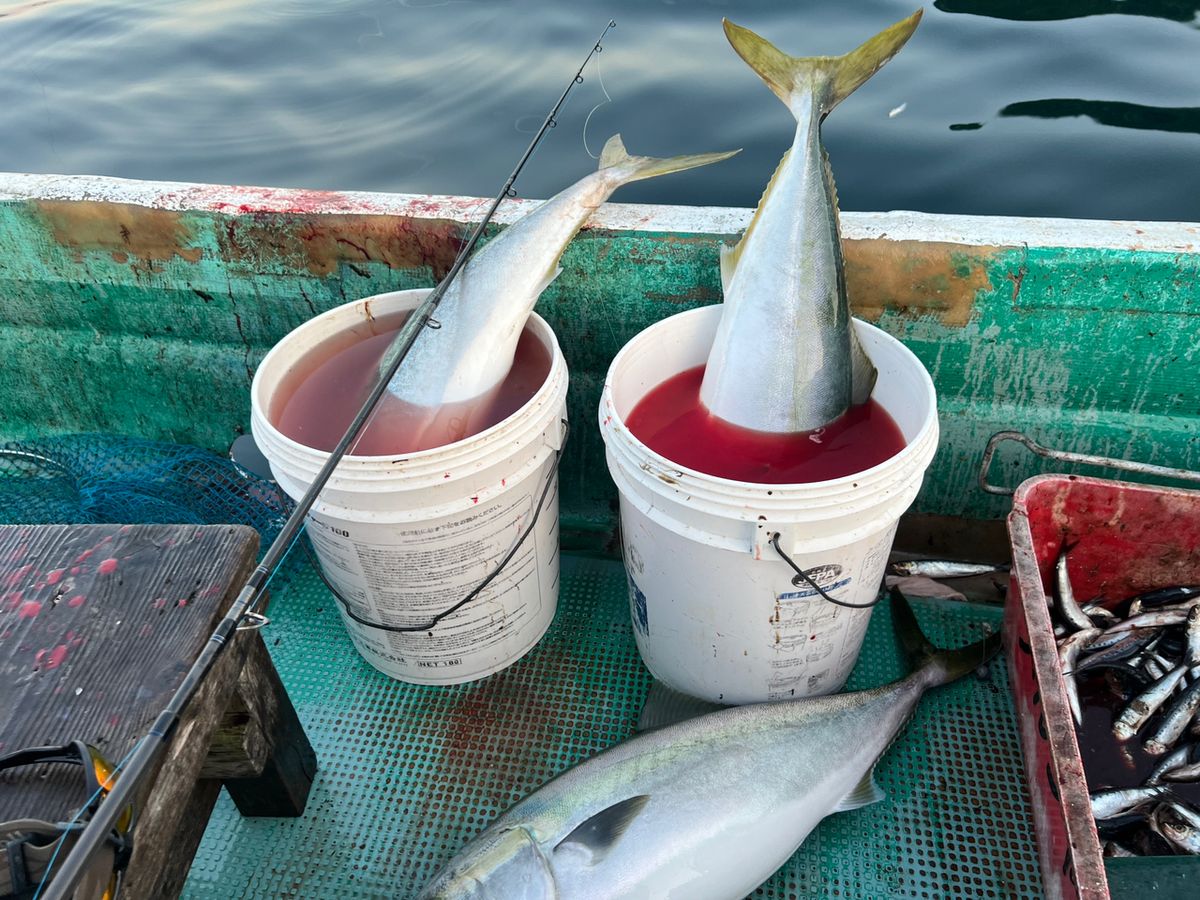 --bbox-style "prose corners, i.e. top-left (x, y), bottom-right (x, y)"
top-left (1, 174), bottom-right (1196, 551)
